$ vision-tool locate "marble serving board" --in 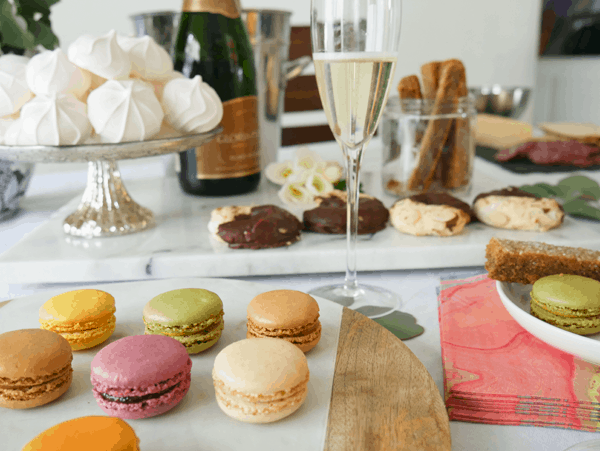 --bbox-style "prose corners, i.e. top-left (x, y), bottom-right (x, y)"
top-left (2, 156), bottom-right (600, 285)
